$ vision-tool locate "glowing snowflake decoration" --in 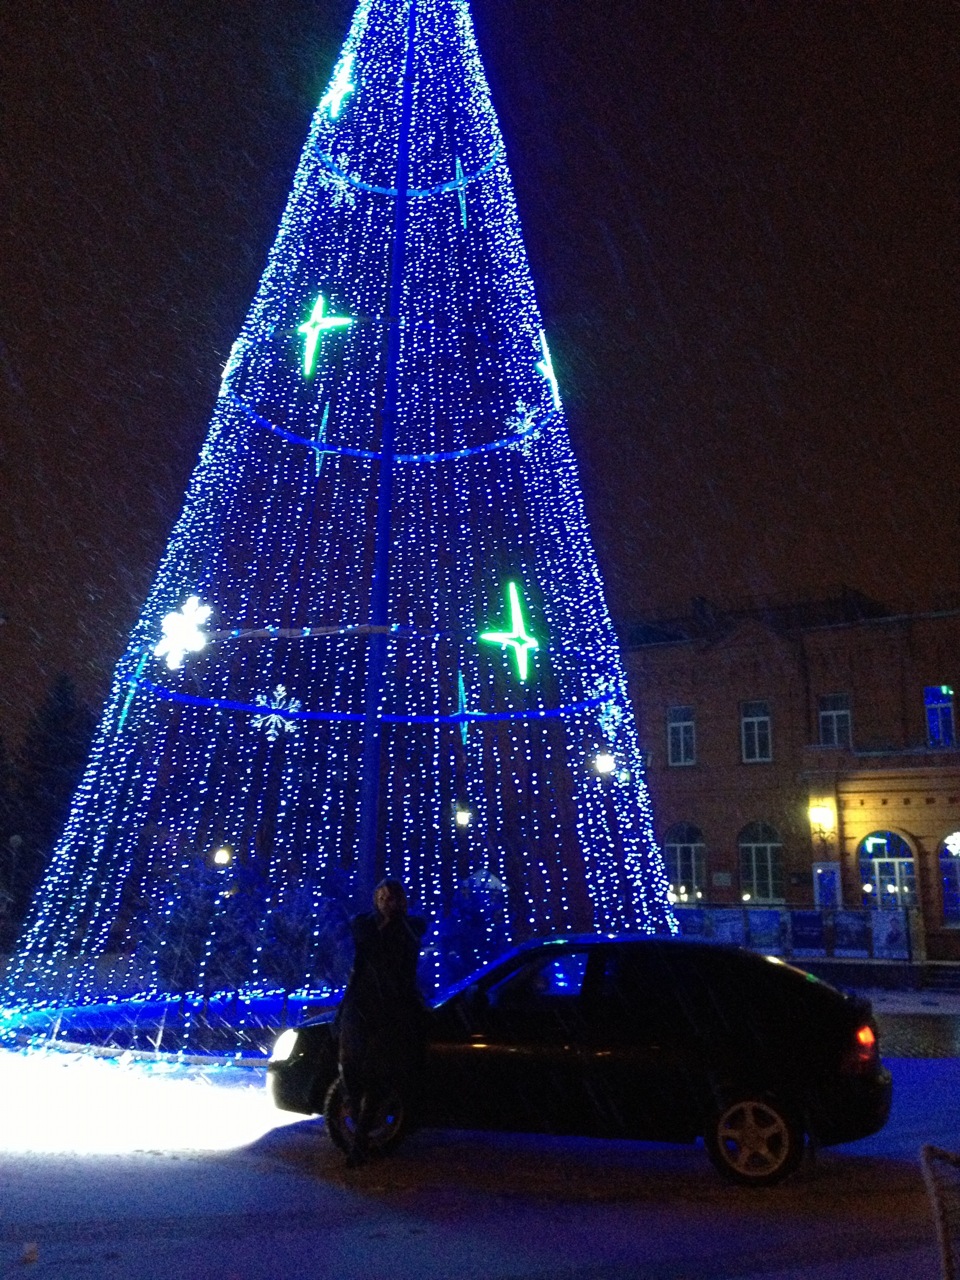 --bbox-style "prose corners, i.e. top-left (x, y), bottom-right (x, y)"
top-left (586, 677), bottom-right (631, 784)
top-left (589, 676), bottom-right (623, 744)
top-left (318, 151), bottom-right (358, 209)
top-left (251, 685), bottom-right (303, 742)
top-left (508, 400), bottom-right (541, 456)
top-left (154, 597), bottom-right (212, 671)
top-left (945, 831), bottom-right (960, 857)
top-left (599, 698), bottom-right (625, 742)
